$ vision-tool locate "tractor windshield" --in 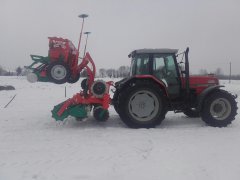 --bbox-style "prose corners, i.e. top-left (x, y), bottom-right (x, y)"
top-left (130, 54), bottom-right (150, 75)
